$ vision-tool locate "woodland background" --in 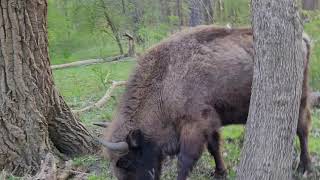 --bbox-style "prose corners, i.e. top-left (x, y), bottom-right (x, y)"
top-left (6, 0), bottom-right (318, 179)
